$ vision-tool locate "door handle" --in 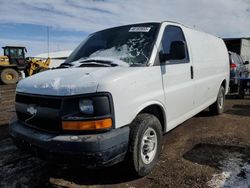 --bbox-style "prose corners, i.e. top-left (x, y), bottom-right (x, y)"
top-left (190, 66), bottom-right (194, 79)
